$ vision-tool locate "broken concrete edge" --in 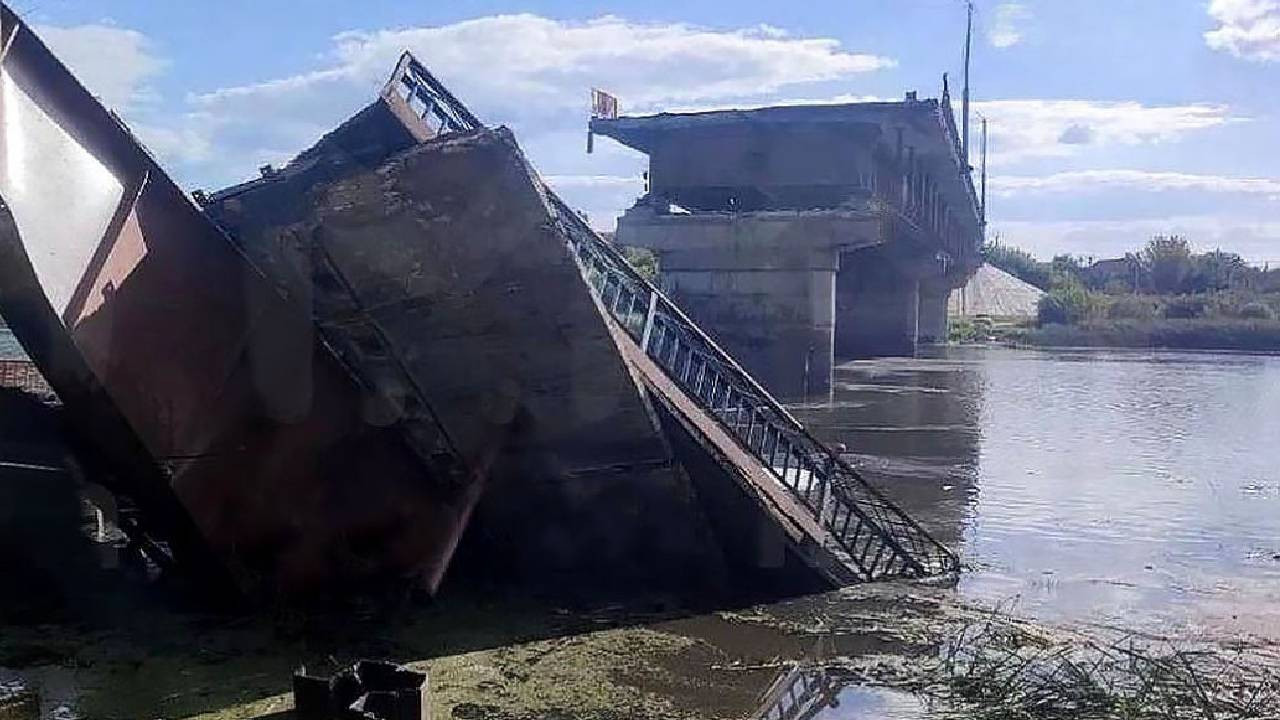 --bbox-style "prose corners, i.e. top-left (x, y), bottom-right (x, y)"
top-left (211, 120), bottom-right (724, 595)
top-left (591, 98), bottom-right (980, 223)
